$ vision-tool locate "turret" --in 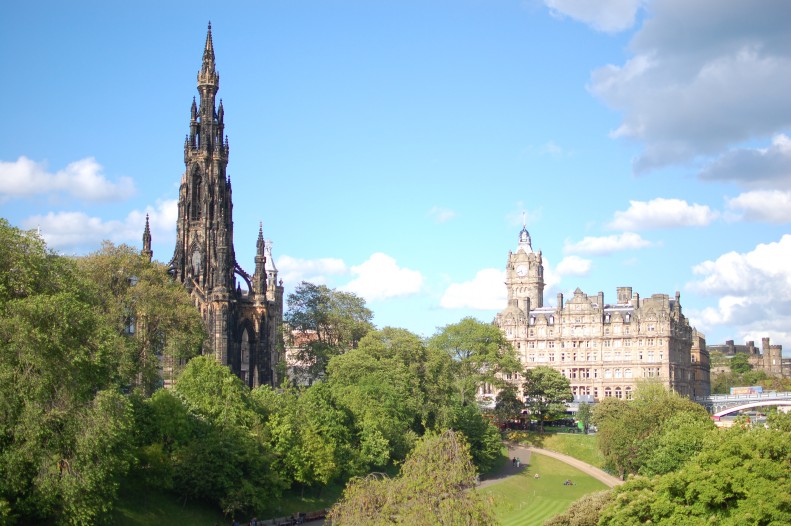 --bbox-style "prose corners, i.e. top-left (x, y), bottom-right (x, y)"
top-left (265, 239), bottom-right (279, 302)
top-left (252, 223), bottom-right (267, 296)
top-left (141, 214), bottom-right (153, 262)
